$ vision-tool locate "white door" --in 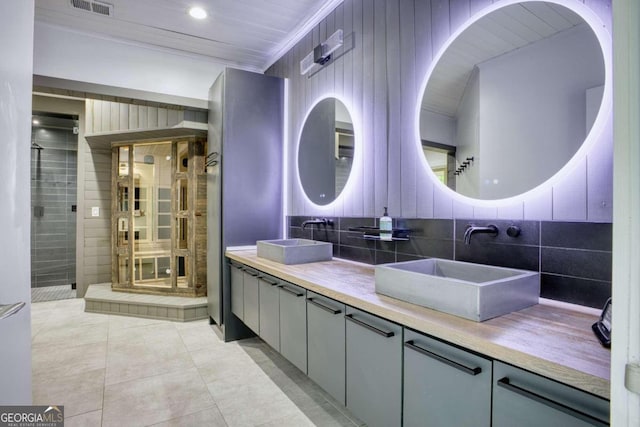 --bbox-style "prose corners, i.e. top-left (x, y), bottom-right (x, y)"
top-left (0, 0), bottom-right (34, 404)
